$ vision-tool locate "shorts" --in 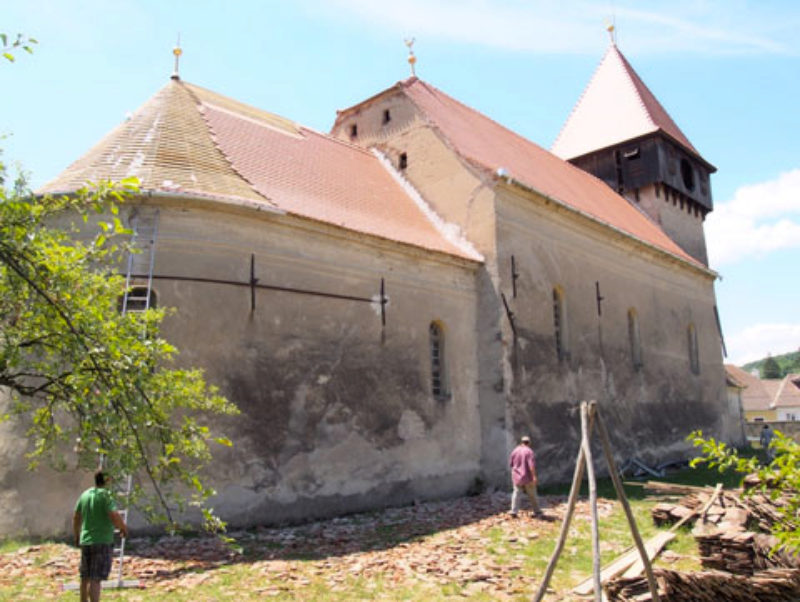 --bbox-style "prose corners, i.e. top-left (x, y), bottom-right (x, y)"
top-left (80, 543), bottom-right (113, 581)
